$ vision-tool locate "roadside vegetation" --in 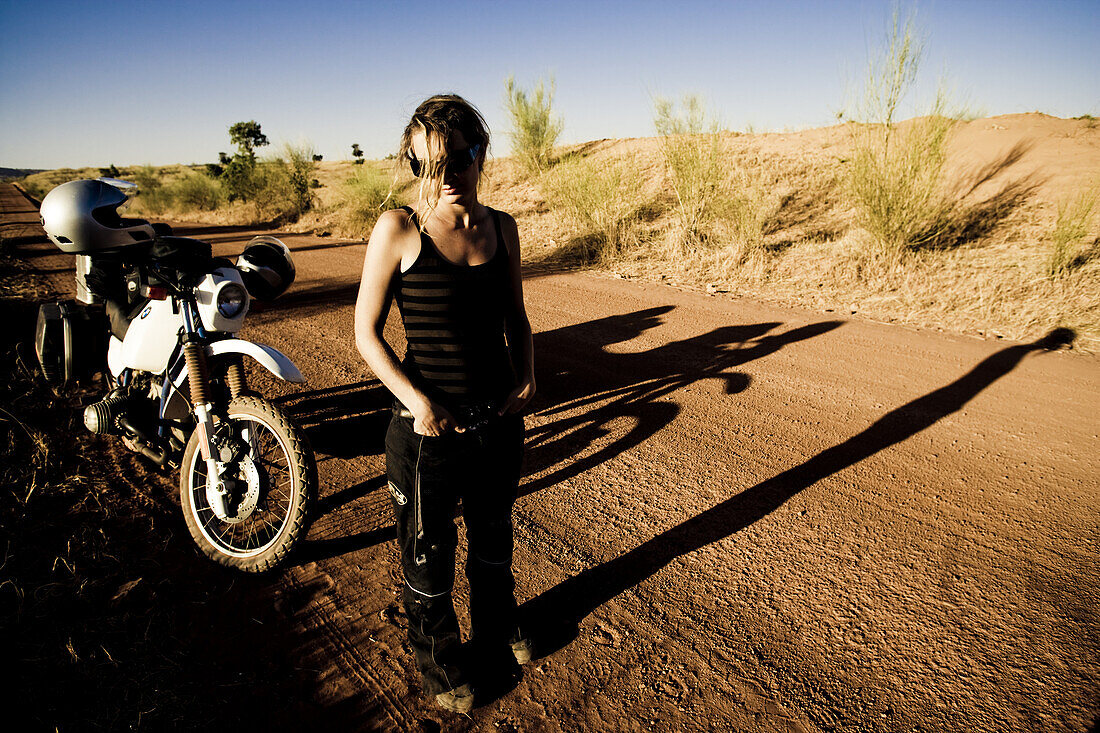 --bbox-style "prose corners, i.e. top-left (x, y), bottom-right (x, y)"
top-left (482, 15), bottom-right (1098, 350)
top-left (16, 36), bottom-right (1100, 350)
top-left (653, 94), bottom-right (725, 251)
top-left (539, 152), bottom-right (644, 262)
